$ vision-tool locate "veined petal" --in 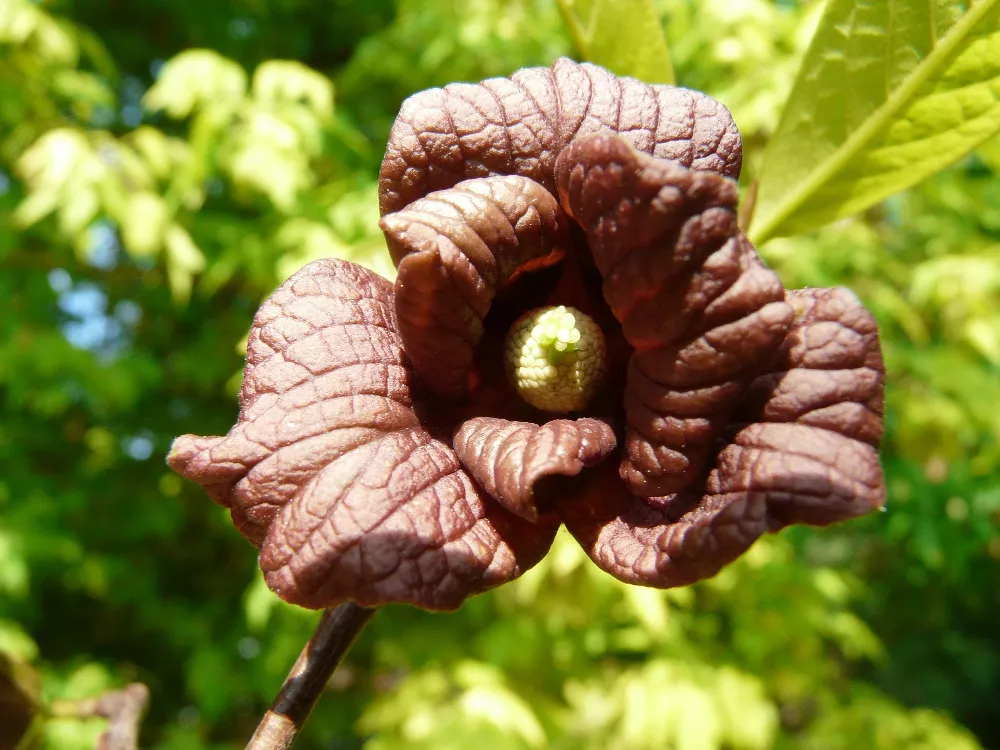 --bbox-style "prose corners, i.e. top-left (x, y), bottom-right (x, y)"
top-left (453, 416), bottom-right (617, 522)
top-left (558, 288), bottom-right (886, 588)
top-left (168, 258), bottom-right (556, 609)
top-left (378, 57), bottom-right (741, 215)
top-left (381, 175), bottom-right (569, 399)
top-left (555, 133), bottom-right (792, 499)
